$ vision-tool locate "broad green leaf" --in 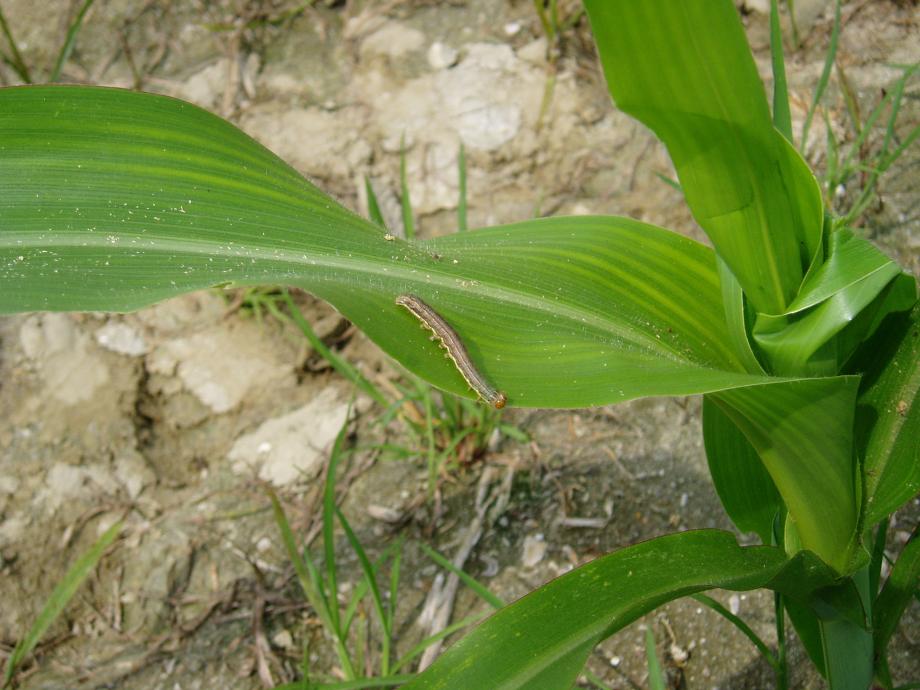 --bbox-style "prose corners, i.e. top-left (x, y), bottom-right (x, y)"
top-left (785, 598), bottom-right (828, 677)
top-left (713, 377), bottom-right (861, 572)
top-left (717, 255), bottom-right (765, 375)
top-left (850, 303), bottom-right (920, 526)
top-left (404, 530), bottom-right (836, 690)
top-left (786, 230), bottom-right (904, 314)
top-left (0, 85), bottom-right (794, 409)
top-left (753, 230), bottom-right (914, 376)
top-left (702, 396), bottom-right (781, 544)
top-left (817, 568), bottom-right (873, 690)
top-left (754, 267), bottom-right (905, 376)
top-left (584, 0), bottom-right (823, 315)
